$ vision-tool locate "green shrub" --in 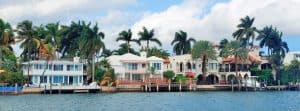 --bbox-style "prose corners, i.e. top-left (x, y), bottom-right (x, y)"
top-left (163, 70), bottom-right (175, 80)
